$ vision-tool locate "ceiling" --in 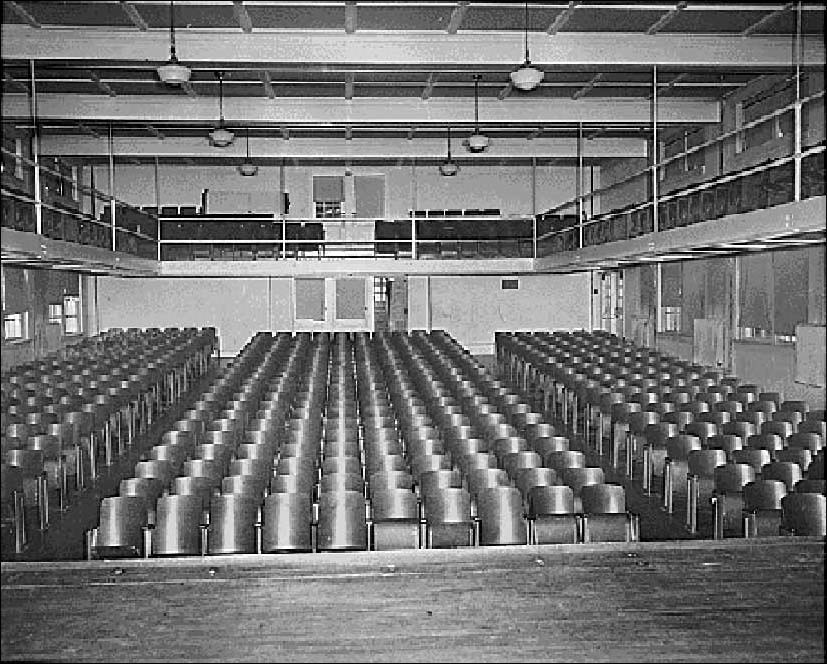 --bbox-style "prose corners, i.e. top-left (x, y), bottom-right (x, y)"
top-left (1, 2), bottom-right (824, 164)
